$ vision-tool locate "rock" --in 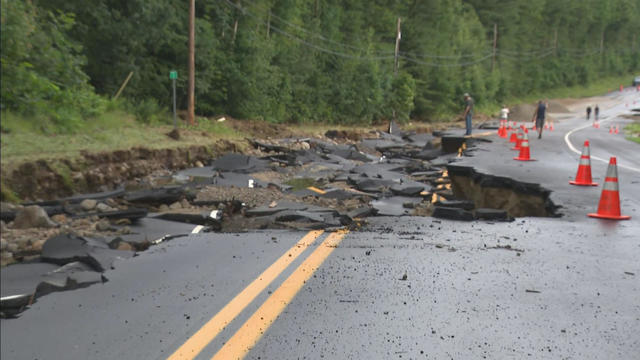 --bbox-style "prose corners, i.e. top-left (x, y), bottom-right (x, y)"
top-left (119, 226), bottom-right (132, 235)
top-left (95, 219), bottom-right (112, 232)
top-left (1, 251), bottom-right (13, 262)
top-left (0, 238), bottom-right (8, 251)
top-left (12, 205), bottom-right (58, 229)
top-left (180, 198), bottom-right (191, 209)
top-left (51, 214), bottom-right (68, 223)
top-left (0, 220), bottom-right (6, 232)
top-left (116, 242), bottom-right (133, 251)
top-left (80, 199), bottom-right (98, 211)
top-left (31, 239), bottom-right (46, 252)
top-left (195, 160), bottom-right (204, 168)
top-left (105, 198), bottom-right (118, 207)
top-left (158, 204), bottom-right (170, 212)
top-left (72, 218), bottom-right (92, 227)
top-left (169, 201), bottom-right (183, 210)
top-left (7, 243), bottom-right (18, 253)
top-left (15, 237), bottom-right (30, 250)
top-left (114, 218), bottom-right (131, 226)
top-left (1, 202), bottom-right (18, 212)
top-left (96, 202), bottom-right (115, 213)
